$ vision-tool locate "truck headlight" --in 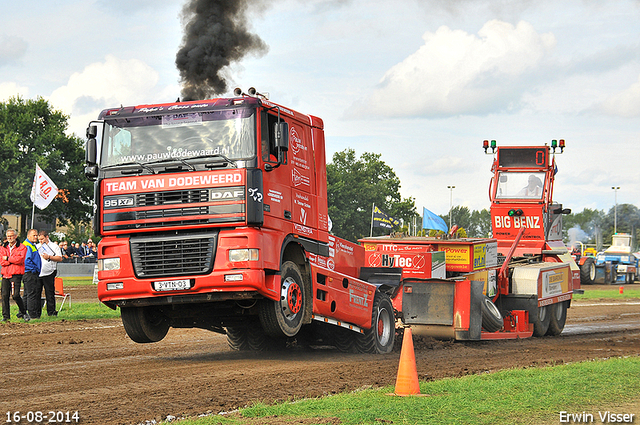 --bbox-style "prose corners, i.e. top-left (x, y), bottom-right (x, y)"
top-left (98, 258), bottom-right (121, 271)
top-left (228, 249), bottom-right (259, 262)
